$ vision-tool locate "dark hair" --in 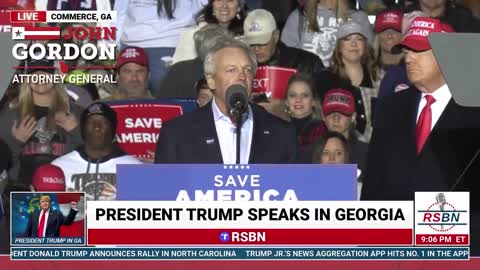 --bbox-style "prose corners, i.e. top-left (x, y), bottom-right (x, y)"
top-left (195, 77), bottom-right (209, 95)
top-left (157, 0), bottom-right (176, 19)
top-left (286, 72), bottom-right (317, 99)
top-left (312, 131), bottom-right (350, 163)
top-left (251, 93), bottom-right (269, 104)
top-left (195, 0), bottom-right (248, 35)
